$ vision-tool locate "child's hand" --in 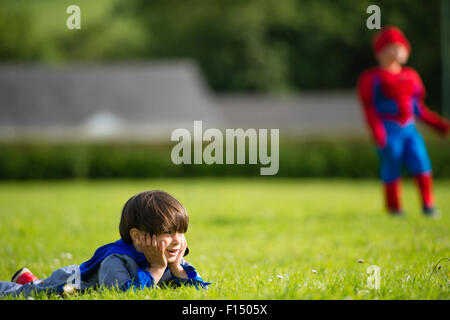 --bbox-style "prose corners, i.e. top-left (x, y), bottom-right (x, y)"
top-left (169, 235), bottom-right (187, 268)
top-left (138, 233), bottom-right (168, 270)
top-left (168, 236), bottom-right (188, 279)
